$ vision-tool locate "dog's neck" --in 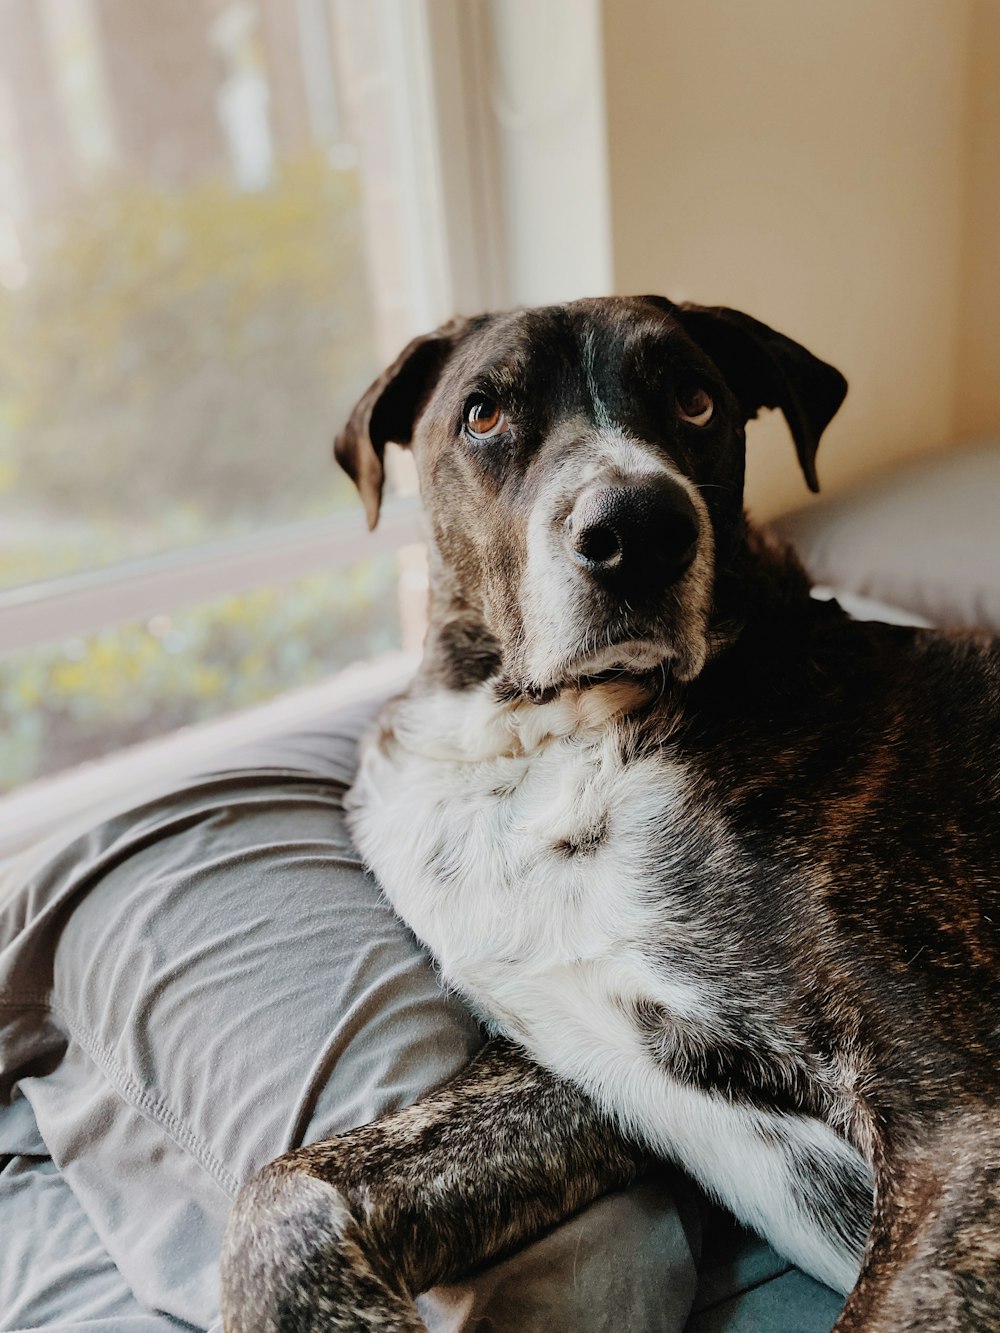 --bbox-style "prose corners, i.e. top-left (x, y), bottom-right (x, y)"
top-left (712, 517), bottom-right (815, 629)
top-left (417, 518), bottom-right (815, 708)
top-left (392, 673), bottom-right (656, 764)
